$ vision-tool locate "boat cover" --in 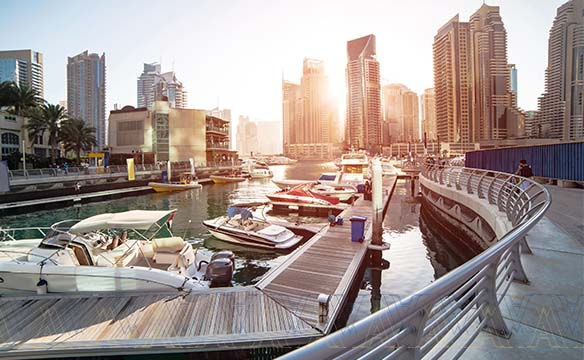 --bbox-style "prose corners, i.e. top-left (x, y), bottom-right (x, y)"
top-left (69, 210), bottom-right (176, 234)
top-left (257, 225), bottom-right (286, 236)
top-left (227, 207), bottom-right (253, 220)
